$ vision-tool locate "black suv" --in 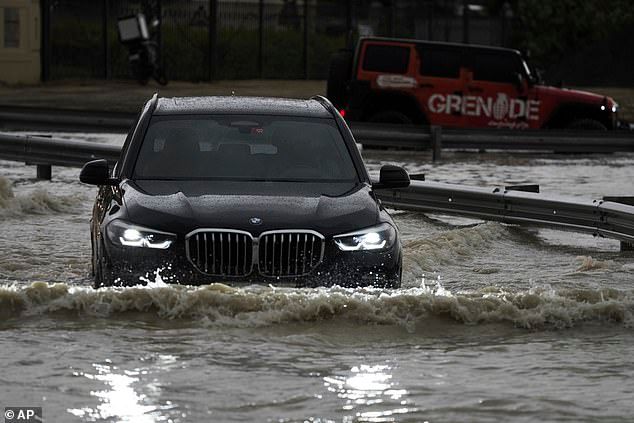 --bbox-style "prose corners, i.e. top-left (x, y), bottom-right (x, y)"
top-left (80, 95), bottom-right (409, 288)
